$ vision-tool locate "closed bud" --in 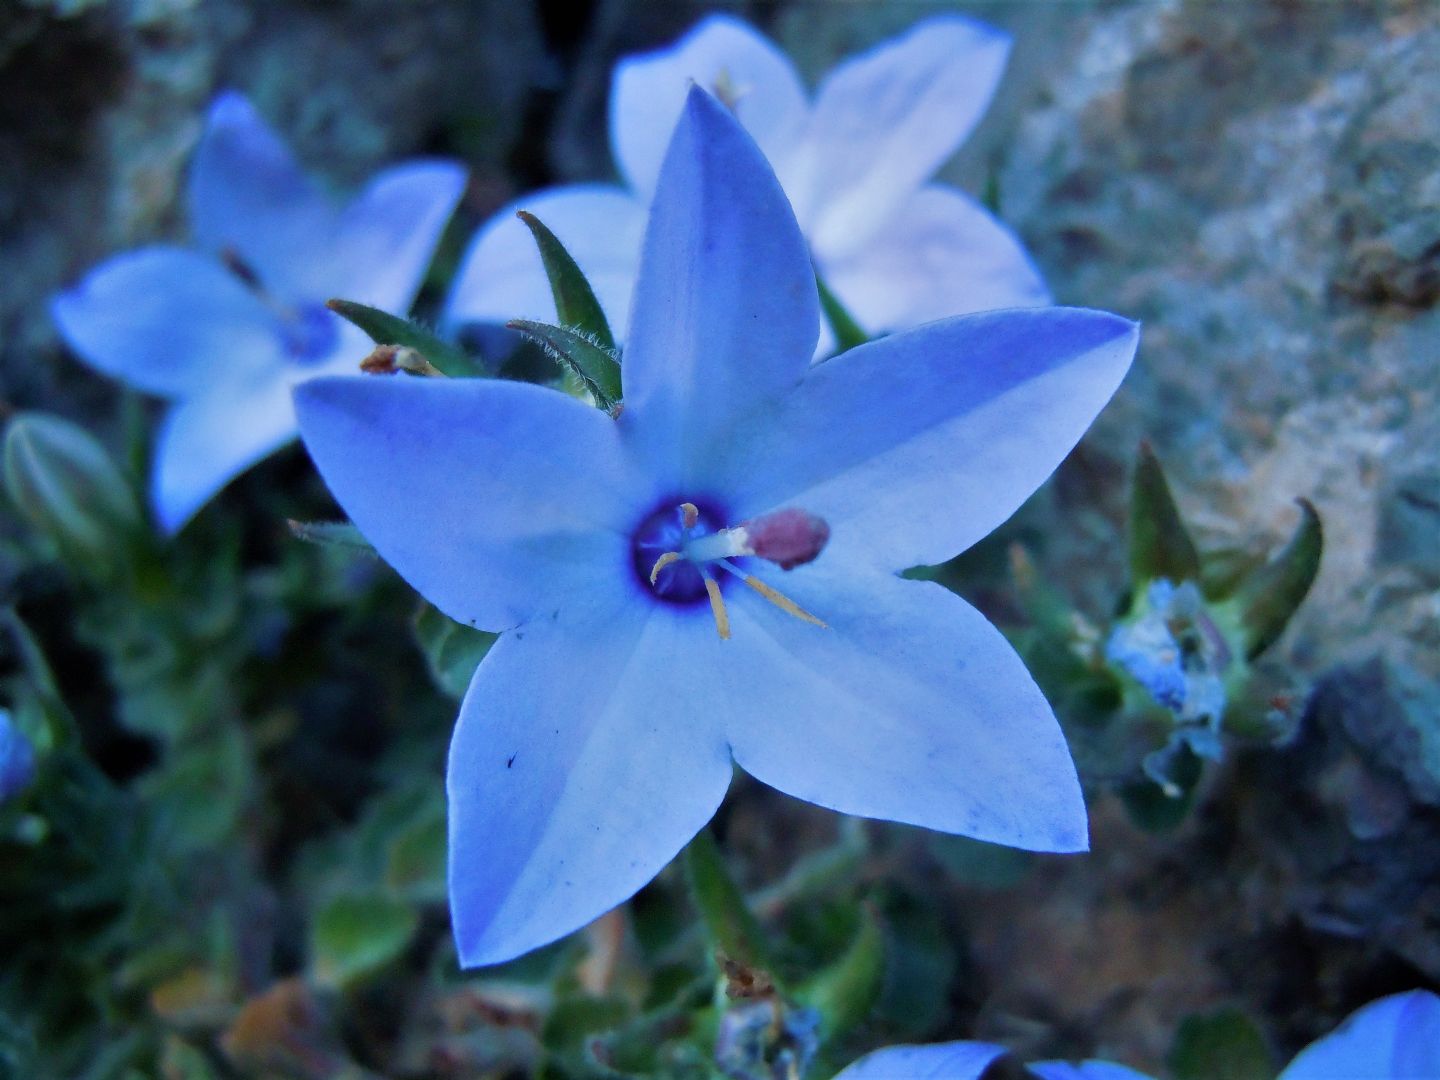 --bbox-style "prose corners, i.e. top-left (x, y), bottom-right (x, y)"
top-left (0, 709), bottom-right (36, 804)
